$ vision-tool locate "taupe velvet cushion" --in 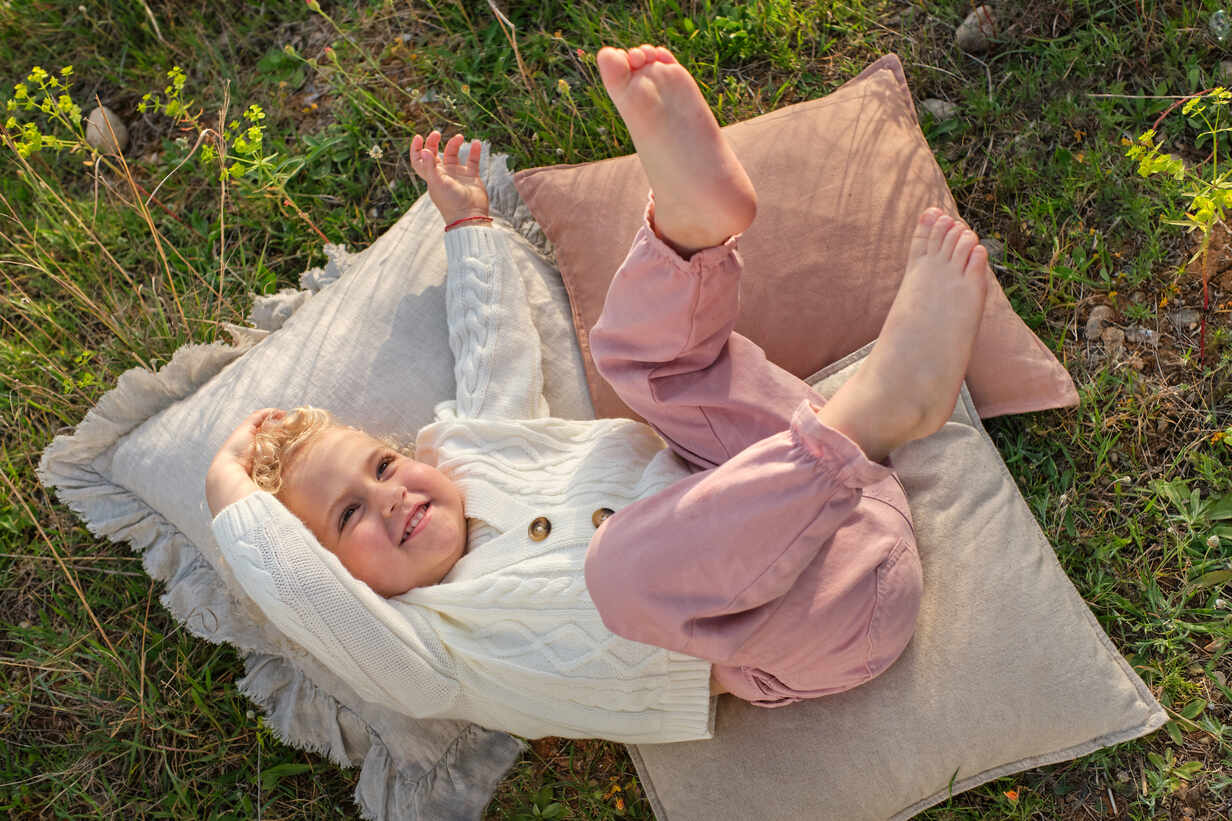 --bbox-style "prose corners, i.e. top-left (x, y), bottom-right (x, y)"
top-left (513, 54), bottom-right (1079, 421)
top-left (629, 345), bottom-right (1166, 820)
